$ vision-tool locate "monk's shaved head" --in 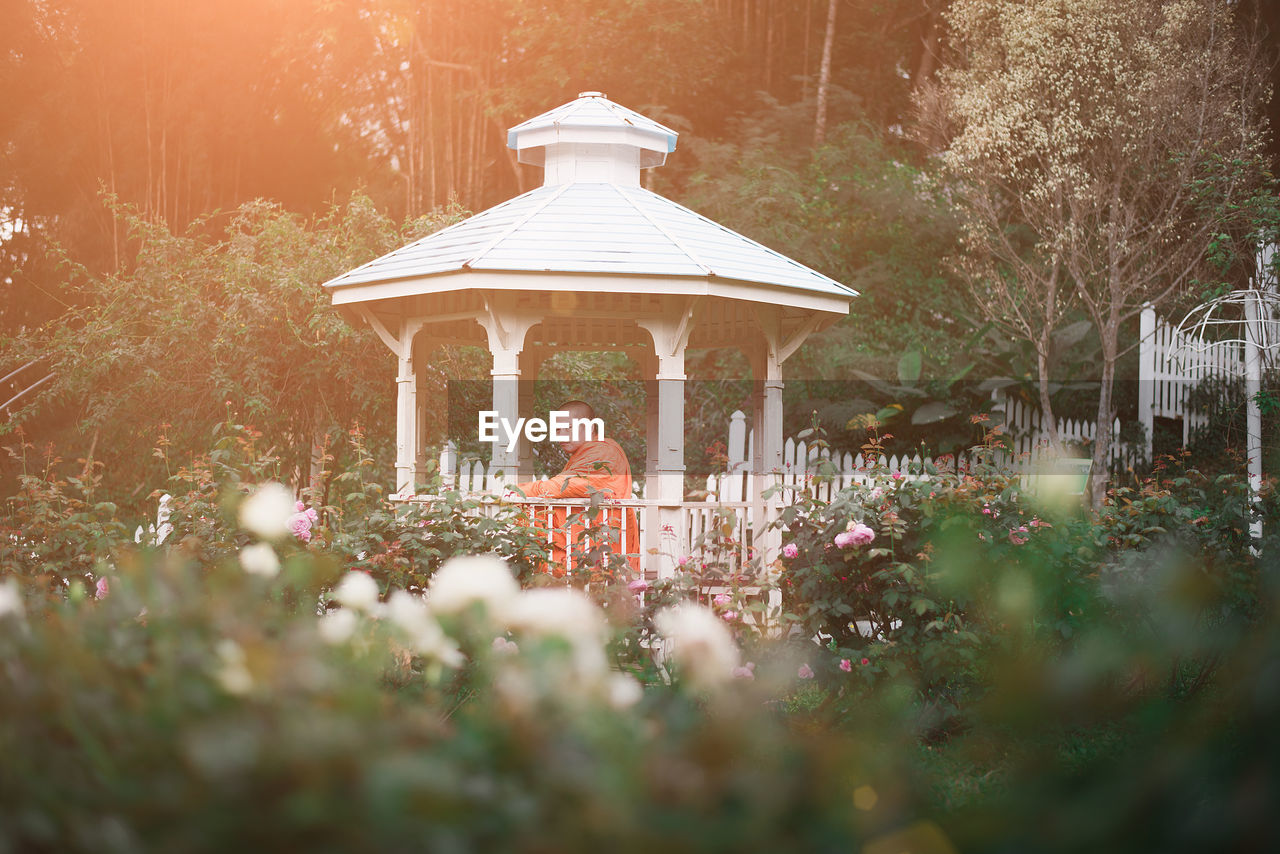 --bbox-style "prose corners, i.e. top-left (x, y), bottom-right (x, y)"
top-left (556, 400), bottom-right (599, 453)
top-left (560, 400), bottom-right (595, 421)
